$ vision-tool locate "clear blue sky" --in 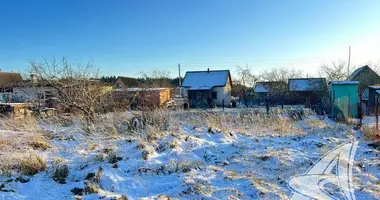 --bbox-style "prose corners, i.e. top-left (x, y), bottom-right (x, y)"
top-left (1, 0), bottom-right (380, 78)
